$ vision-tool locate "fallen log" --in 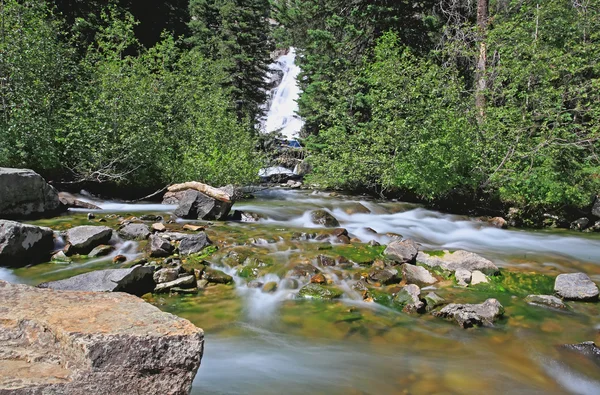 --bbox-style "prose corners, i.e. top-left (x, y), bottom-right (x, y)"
top-left (168, 182), bottom-right (232, 203)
